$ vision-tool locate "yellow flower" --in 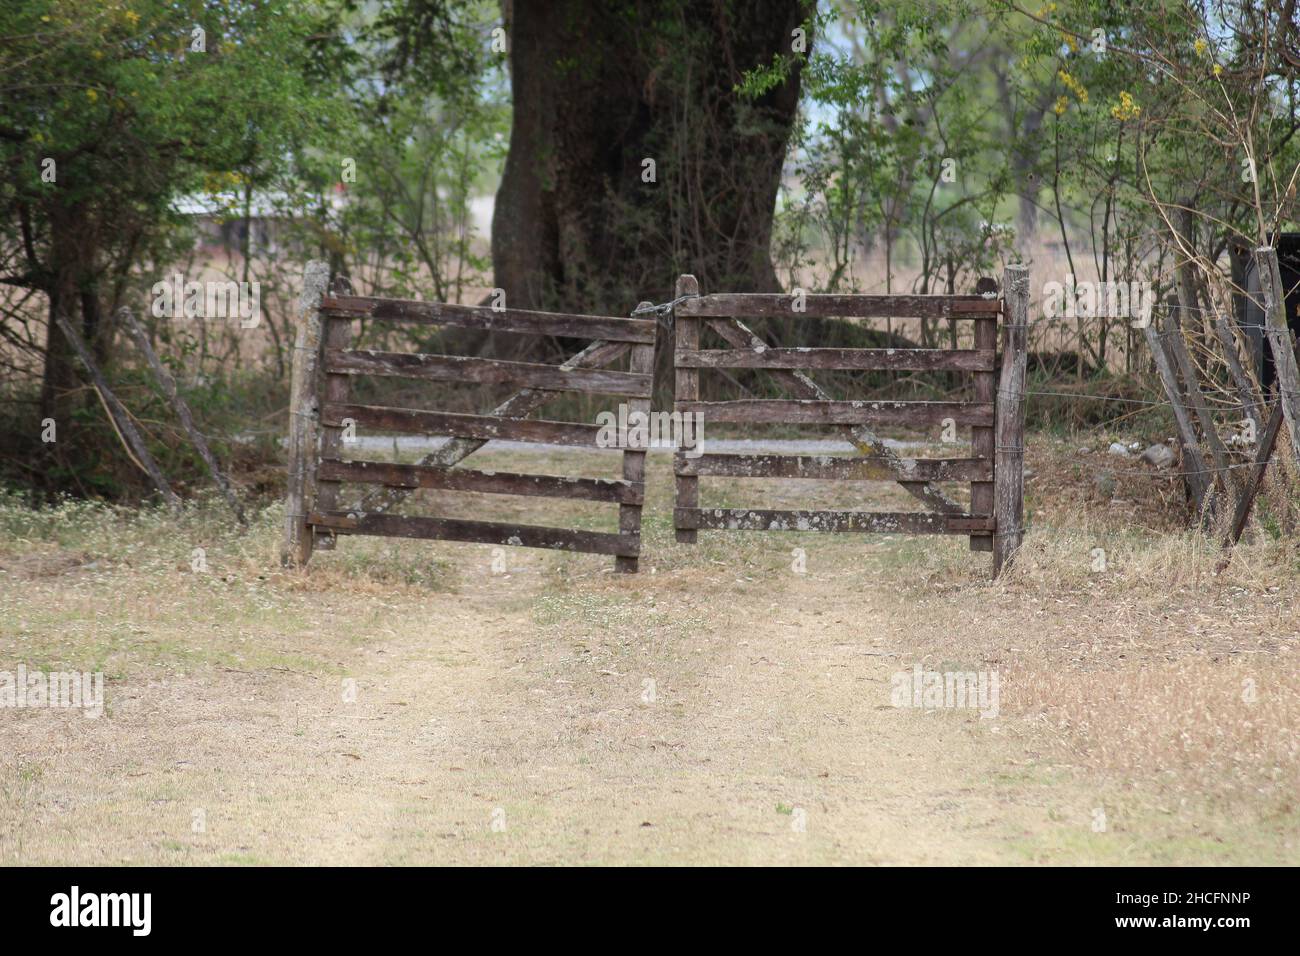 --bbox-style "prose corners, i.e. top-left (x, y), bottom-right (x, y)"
top-left (1110, 91), bottom-right (1141, 122)
top-left (1053, 95), bottom-right (1069, 116)
top-left (1194, 38), bottom-right (1208, 57)
top-left (86, 89), bottom-right (98, 102)
top-left (124, 10), bottom-right (141, 26)
top-left (1057, 69), bottom-right (1089, 104)
top-left (1213, 64), bottom-right (1223, 77)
